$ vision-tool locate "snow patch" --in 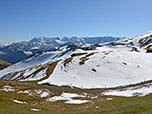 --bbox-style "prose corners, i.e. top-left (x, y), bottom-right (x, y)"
top-left (90, 96), bottom-right (98, 99)
top-left (95, 106), bottom-right (99, 108)
top-left (12, 99), bottom-right (27, 104)
top-left (34, 90), bottom-right (43, 94)
top-left (17, 90), bottom-right (33, 95)
top-left (64, 99), bottom-right (90, 104)
top-left (40, 91), bottom-right (50, 98)
top-left (0, 86), bottom-right (15, 92)
top-left (17, 89), bottom-right (52, 97)
top-left (47, 92), bottom-right (89, 104)
top-left (31, 108), bottom-right (41, 111)
top-left (24, 51), bottom-right (32, 55)
top-left (104, 86), bottom-right (152, 97)
top-left (31, 47), bottom-right (39, 49)
top-left (106, 98), bottom-right (113, 100)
